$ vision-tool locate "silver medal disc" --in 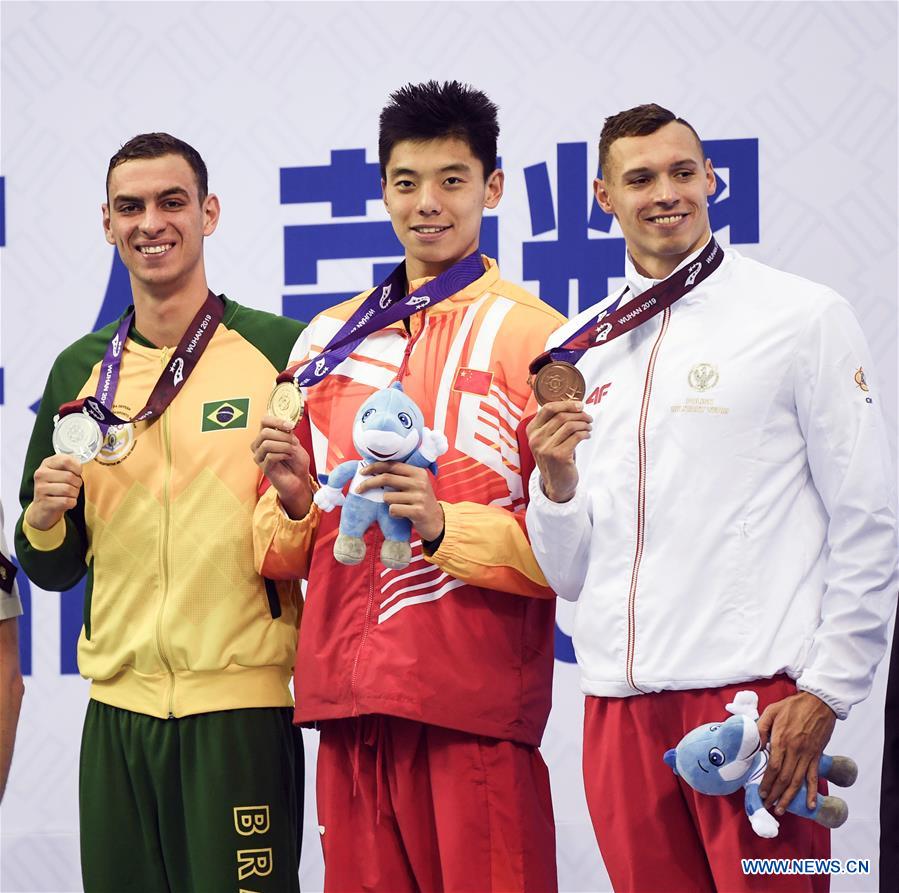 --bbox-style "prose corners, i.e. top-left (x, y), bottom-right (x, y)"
top-left (52, 413), bottom-right (103, 463)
